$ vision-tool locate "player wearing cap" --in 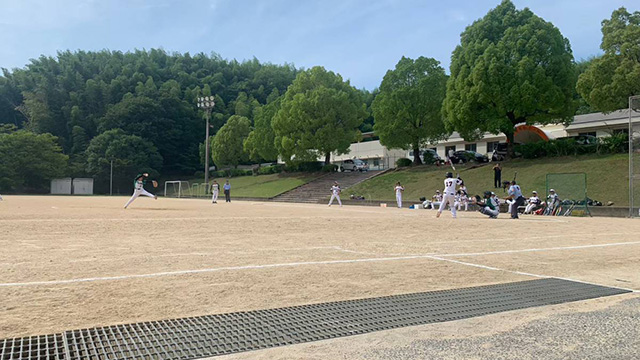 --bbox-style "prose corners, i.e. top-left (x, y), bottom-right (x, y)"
top-left (328, 181), bottom-right (342, 207)
top-left (124, 173), bottom-right (158, 209)
top-left (472, 191), bottom-right (499, 218)
top-left (211, 179), bottom-right (220, 204)
top-left (524, 191), bottom-right (542, 214)
top-left (437, 172), bottom-right (462, 218)
top-left (430, 190), bottom-right (443, 209)
top-left (394, 182), bottom-right (405, 208)
top-left (547, 189), bottom-right (559, 214)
